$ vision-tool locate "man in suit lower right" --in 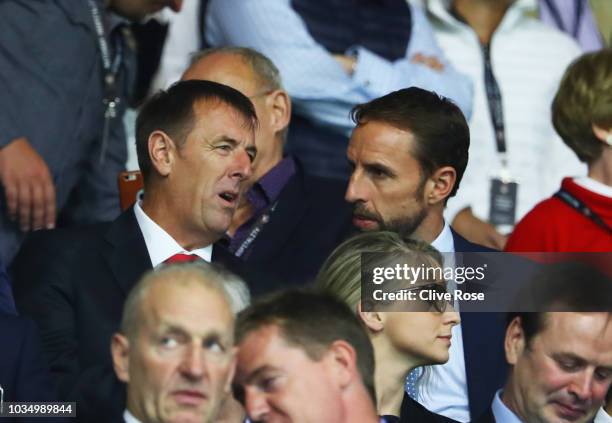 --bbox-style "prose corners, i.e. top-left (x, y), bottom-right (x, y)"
top-left (474, 264), bottom-right (612, 423)
top-left (474, 311), bottom-right (612, 423)
top-left (345, 87), bottom-right (507, 421)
